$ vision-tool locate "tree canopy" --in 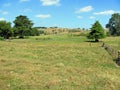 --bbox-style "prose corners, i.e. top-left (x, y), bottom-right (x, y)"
top-left (13, 15), bottom-right (33, 38)
top-left (106, 13), bottom-right (120, 36)
top-left (0, 21), bottom-right (12, 39)
top-left (87, 21), bottom-right (105, 42)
